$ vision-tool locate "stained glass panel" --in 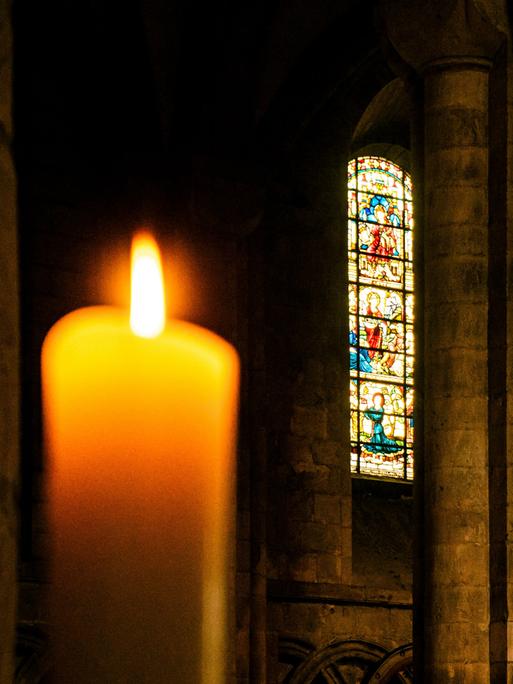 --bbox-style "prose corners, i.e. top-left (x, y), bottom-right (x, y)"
top-left (406, 355), bottom-right (414, 380)
top-left (356, 380), bottom-right (405, 413)
top-left (356, 192), bottom-right (404, 227)
top-left (404, 171), bottom-right (412, 199)
top-left (405, 201), bottom-right (413, 229)
top-left (348, 156), bottom-right (414, 481)
top-left (348, 190), bottom-right (358, 218)
top-left (405, 231), bottom-right (413, 263)
top-left (348, 160), bottom-right (356, 188)
top-left (360, 412), bottom-right (406, 453)
top-left (405, 294), bottom-right (414, 322)
top-left (358, 221), bottom-right (404, 259)
top-left (348, 252), bottom-right (357, 282)
top-left (356, 157), bottom-right (404, 199)
top-left (406, 330), bottom-right (414, 355)
top-left (358, 286), bottom-right (404, 320)
top-left (358, 253), bottom-right (404, 288)
top-left (348, 220), bottom-right (357, 251)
